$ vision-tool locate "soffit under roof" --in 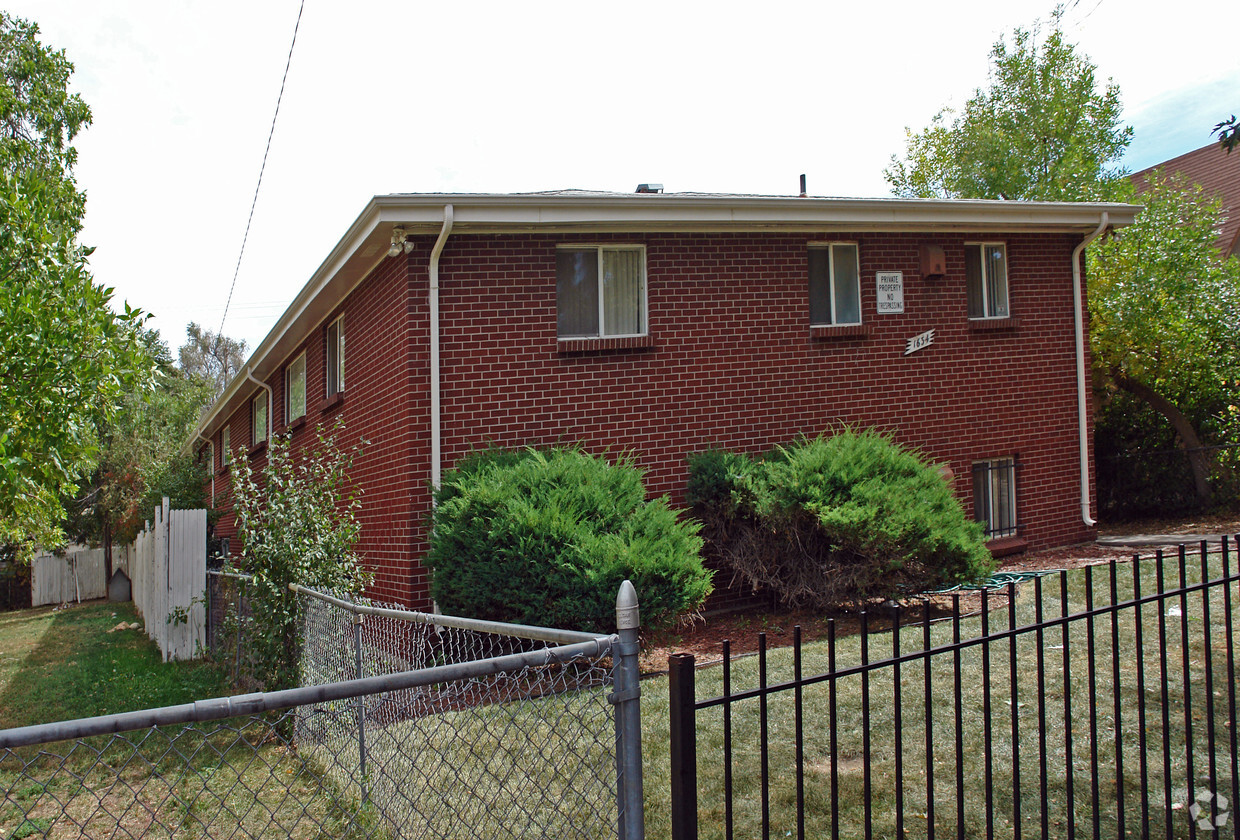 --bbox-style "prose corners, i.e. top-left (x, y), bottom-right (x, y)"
top-left (189, 191), bottom-right (1140, 445)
